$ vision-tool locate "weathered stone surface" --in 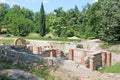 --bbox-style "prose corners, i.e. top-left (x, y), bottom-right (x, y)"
top-left (0, 45), bottom-right (65, 69)
top-left (68, 49), bottom-right (111, 70)
top-left (0, 69), bottom-right (44, 80)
